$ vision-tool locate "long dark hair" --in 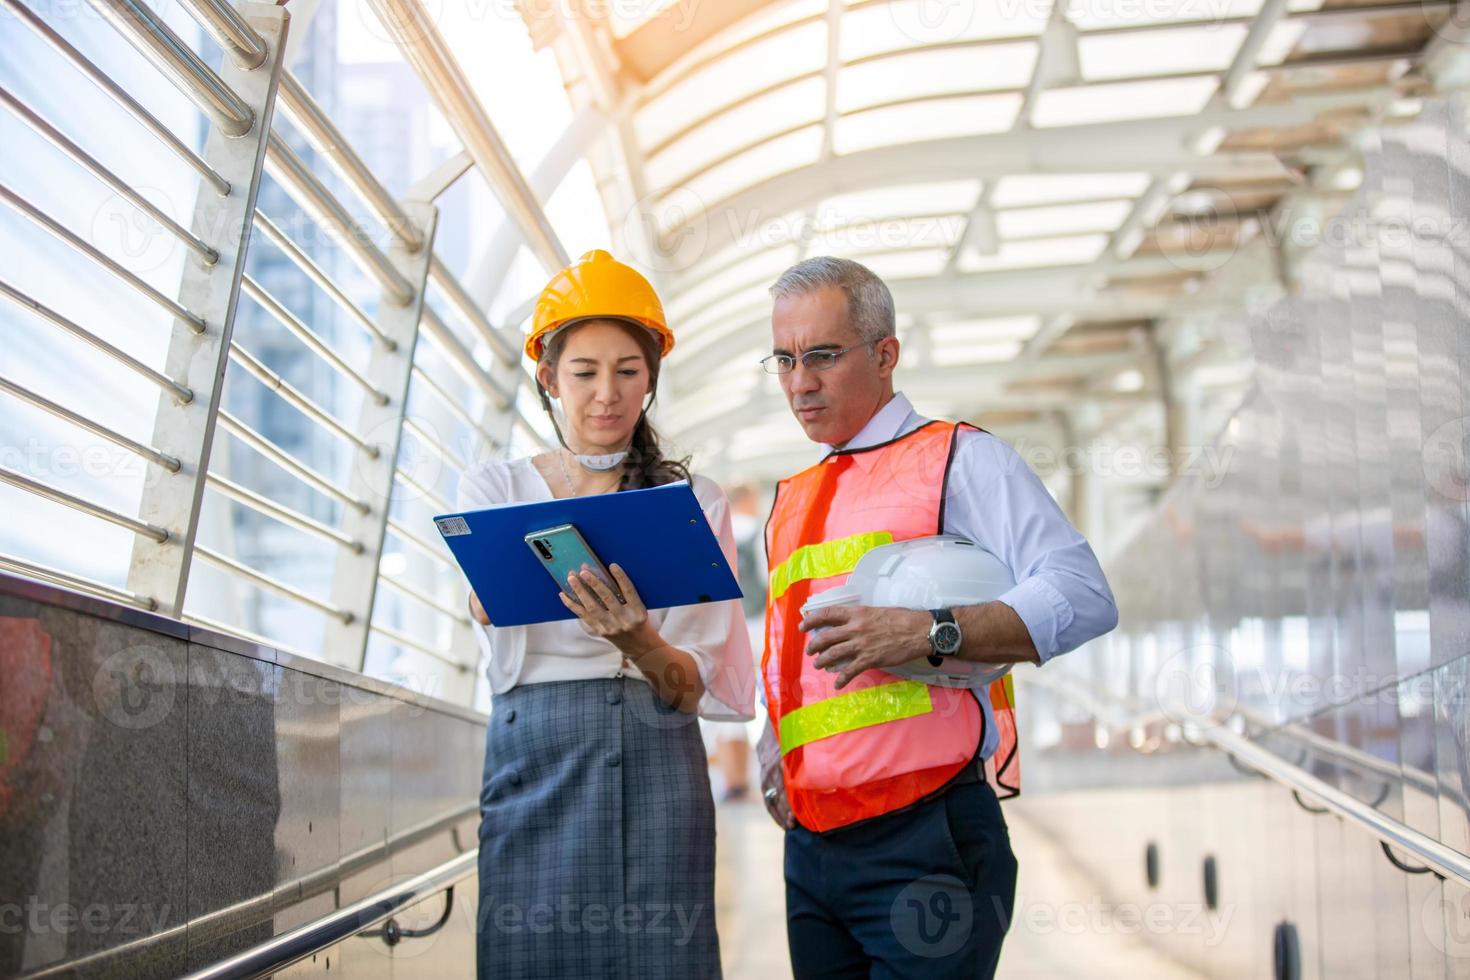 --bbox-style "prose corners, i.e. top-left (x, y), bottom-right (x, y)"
top-left (538, 319), bottom-right (691, 491)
